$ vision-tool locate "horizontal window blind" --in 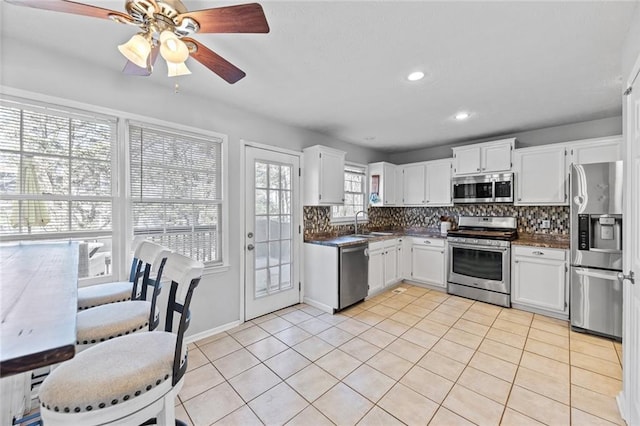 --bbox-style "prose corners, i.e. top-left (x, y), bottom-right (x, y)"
top-left (128, 122), bottom-right (223, 263)
top-left (332, 164), bottom-right (367, 220)
top-left (0, 98), bottom-right (115, 237)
